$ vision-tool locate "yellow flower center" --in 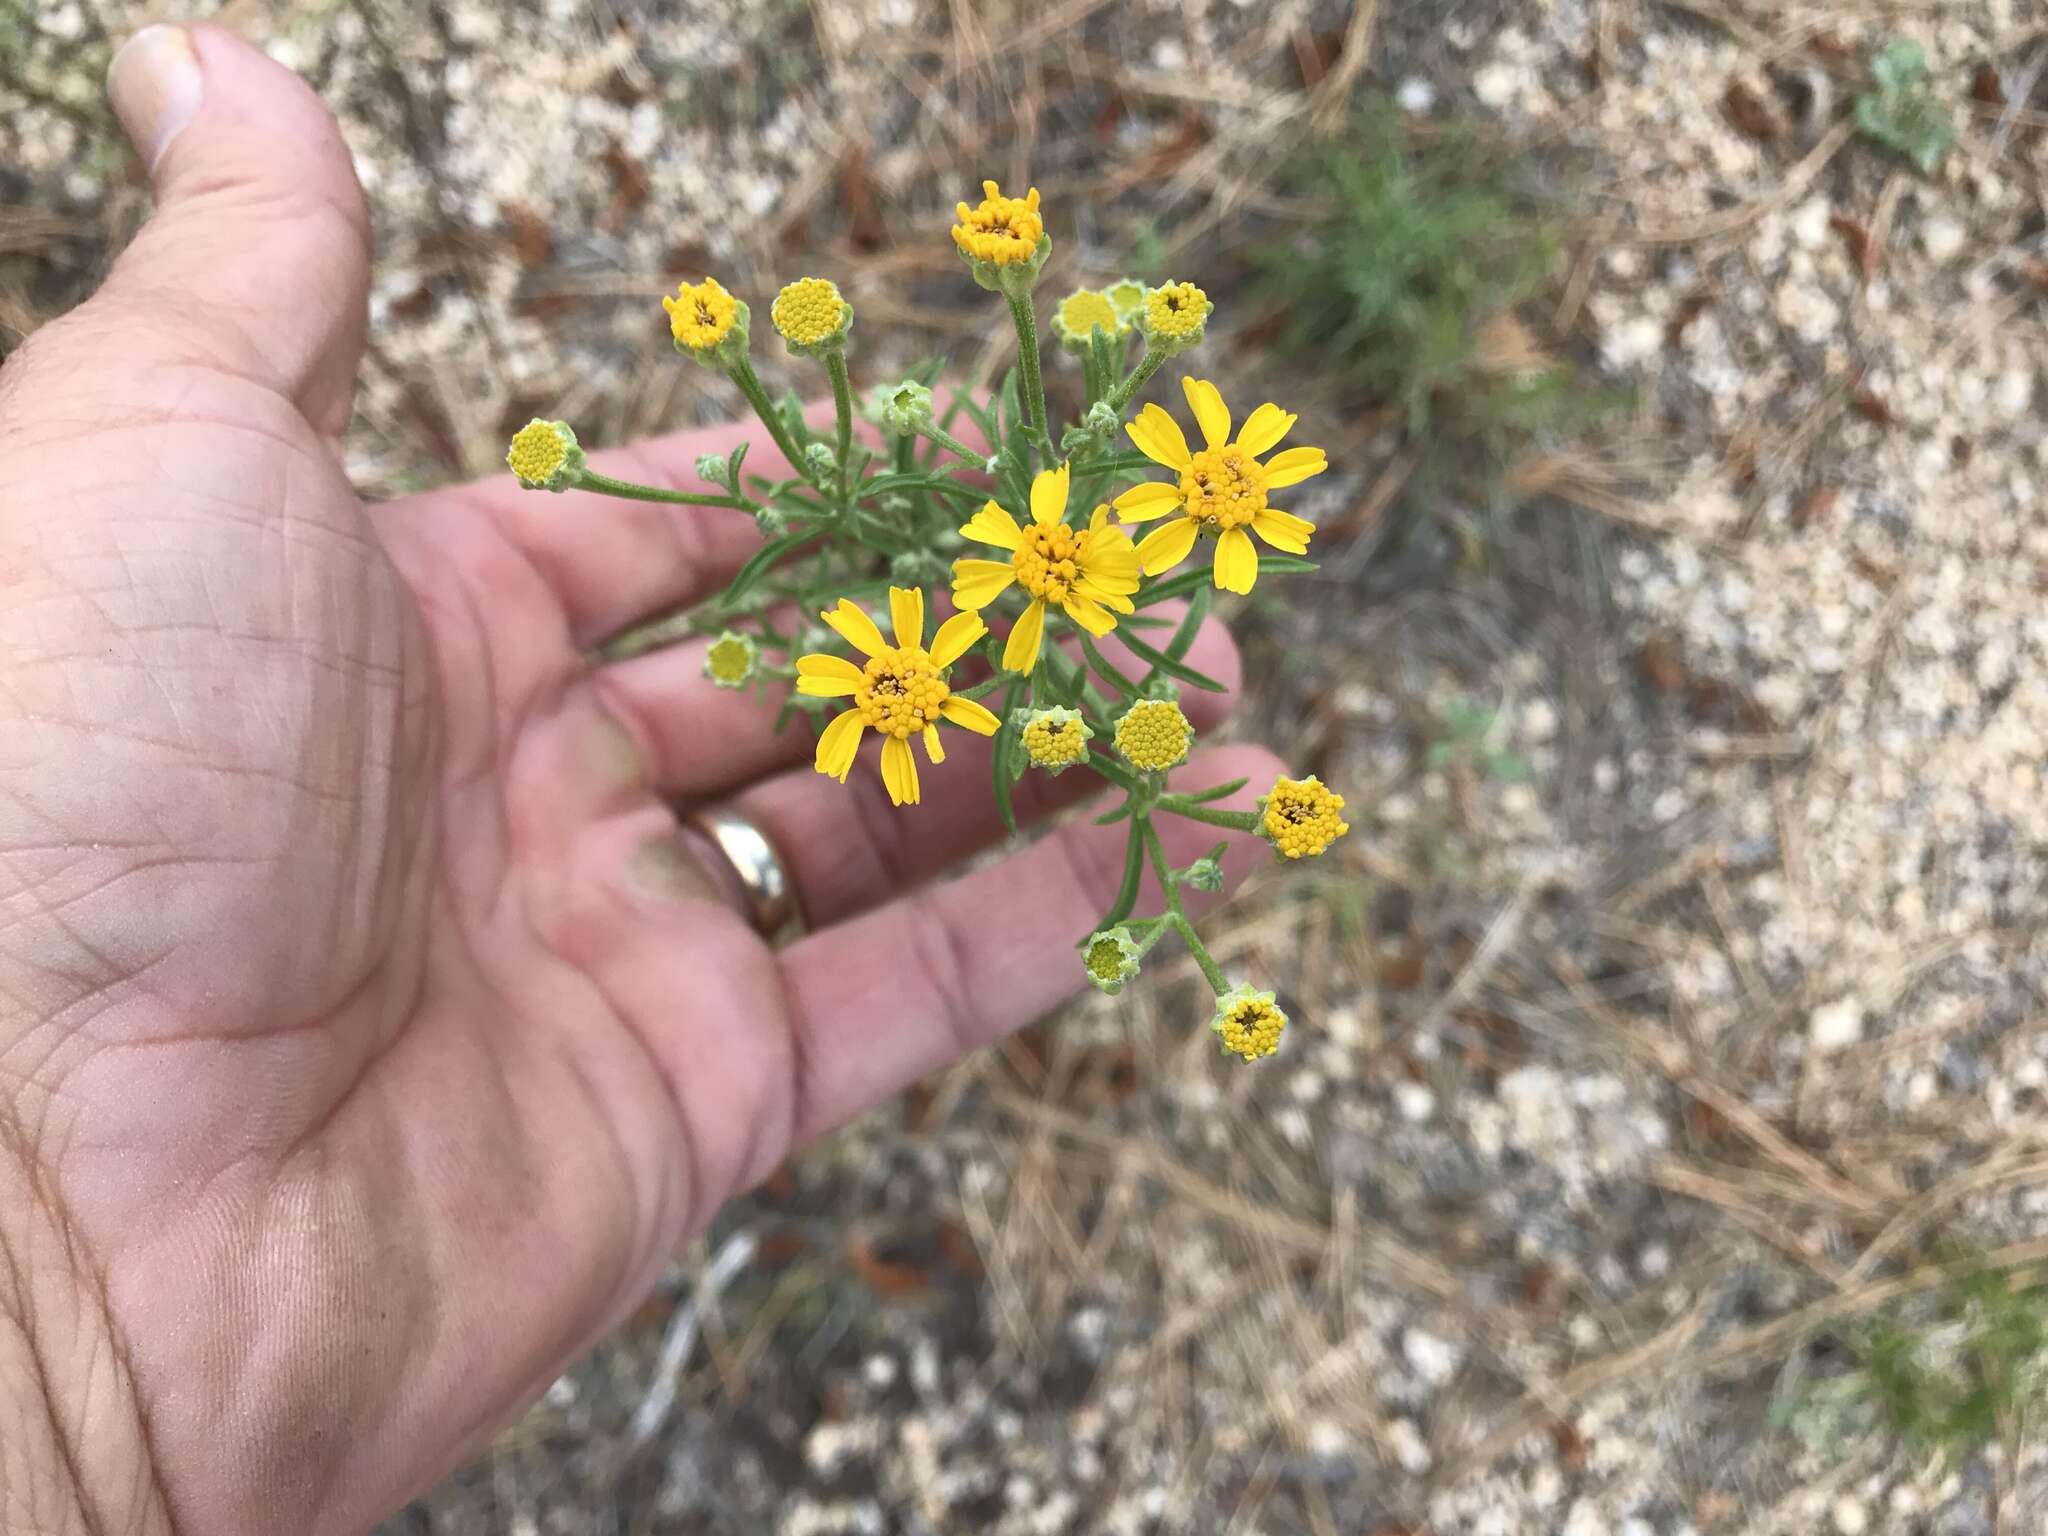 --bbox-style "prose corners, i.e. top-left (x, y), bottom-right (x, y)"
top-left (1145, 281), bottom-right (1209, 339)
top-left (1024, 715), bottom-right (1088, 769)
top-left (705, 636), bottom-right (754, 685)
top-left (507, 421), bottom-right (568, 484)
top-left (664, 278), bottom-right (738, 351)
top-left (1057, 290), bottom-right (1119, 337)
top-left (1085, 936), bottom-right (1128, 983)
top-left (1216, 999), bottom-right (1285, 1062)
top-left (1010, 521), bottom-right (1092, 602)
top-left (1261, 776), bottom-right (1349, 859)
top-left (855, 646), bottom-right (951, 739)
top-left (771, 277), bottom-right (844, 346)
top-left (952, 181), bottom-right (1044, 266)
top-left (1114, 700), bottom-right (1191, 772)
top-left (1180, 447), bottom-right (1267, 531)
